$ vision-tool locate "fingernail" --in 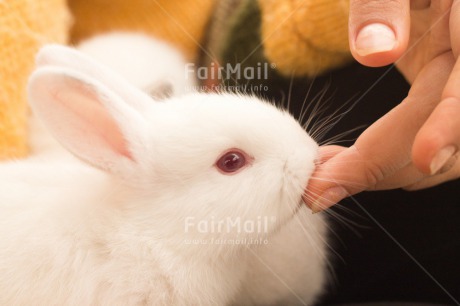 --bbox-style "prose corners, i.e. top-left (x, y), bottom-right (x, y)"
top-left (430, 145), bottom-right (457, 175)
top-left (355, 23), bottom-right (397, 56)
top-left (311, 187), bottom-right (348, 213)
top-left (439, 154), bottom-right (458, 174)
